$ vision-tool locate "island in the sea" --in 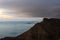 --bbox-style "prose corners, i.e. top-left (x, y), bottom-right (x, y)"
top-left (0, 18), bottom-right (60, 40)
